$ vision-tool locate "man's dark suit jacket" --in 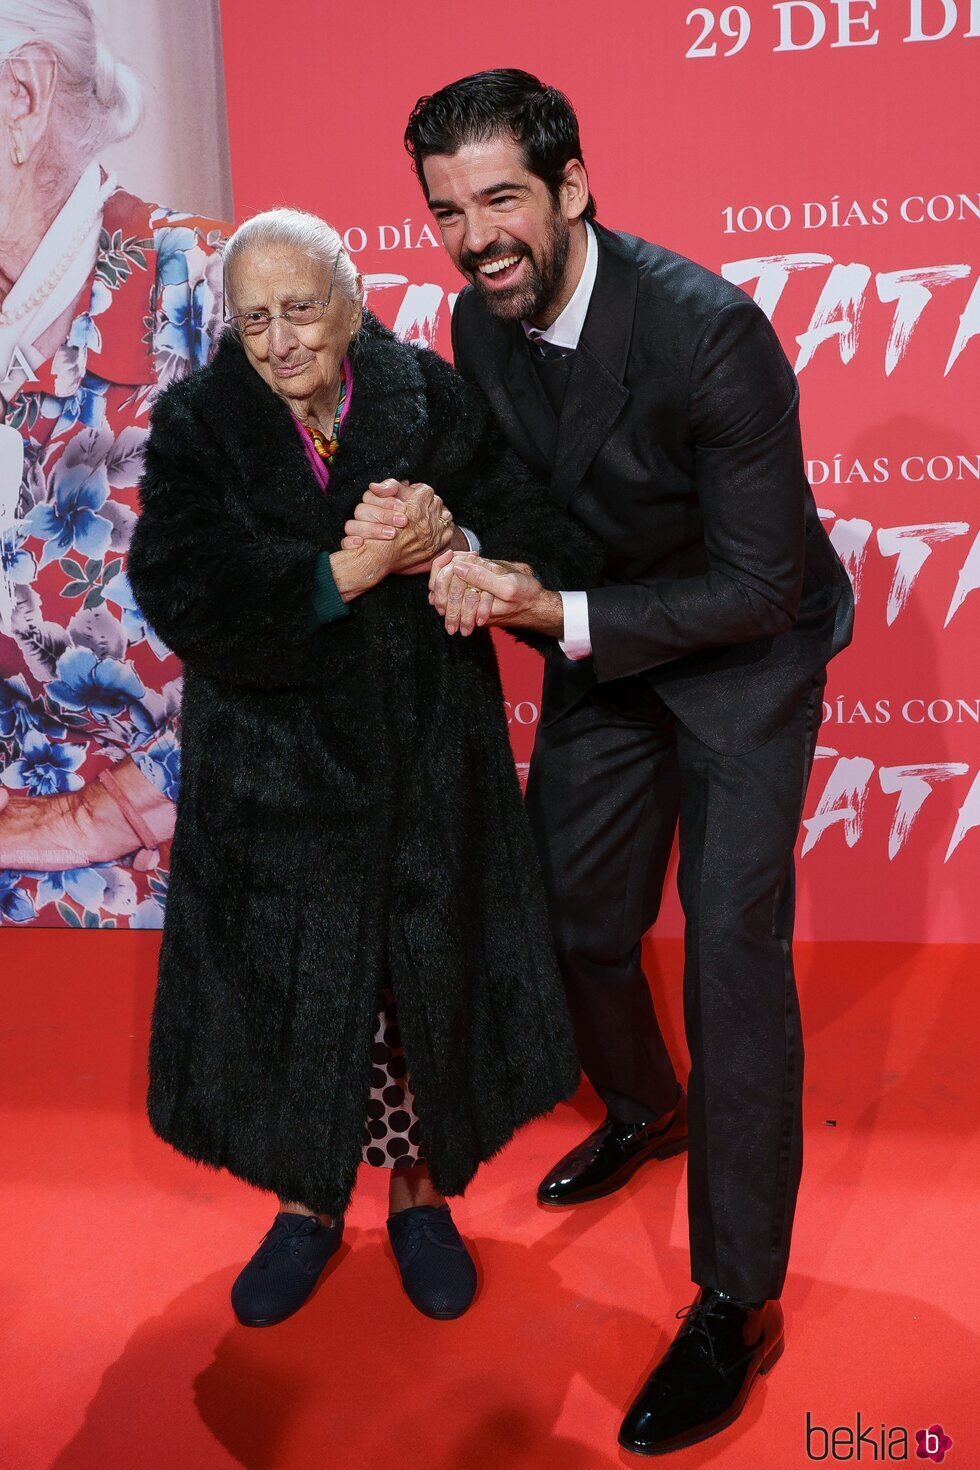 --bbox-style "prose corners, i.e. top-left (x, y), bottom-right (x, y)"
top-left (450, 222), bottom-right (855, 755)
